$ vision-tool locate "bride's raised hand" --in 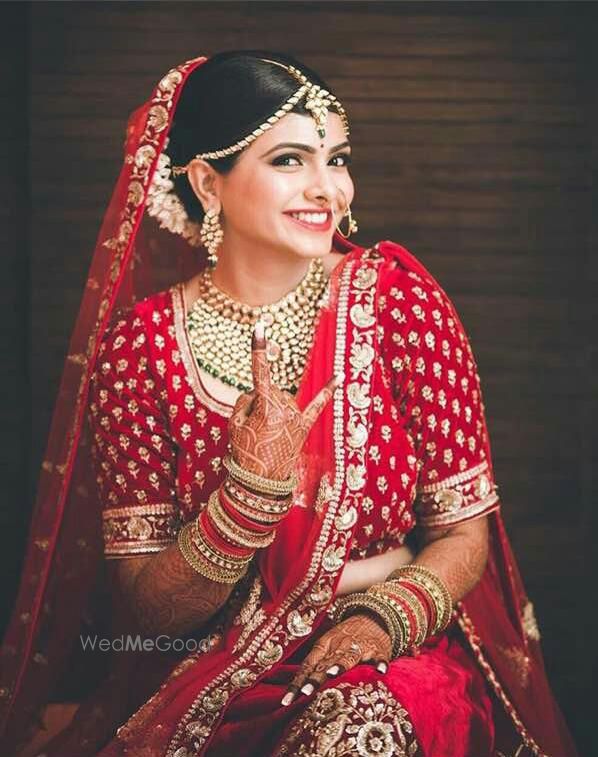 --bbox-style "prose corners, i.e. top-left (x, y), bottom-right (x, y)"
top-left (228, 320), bottom-right (341, 481)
